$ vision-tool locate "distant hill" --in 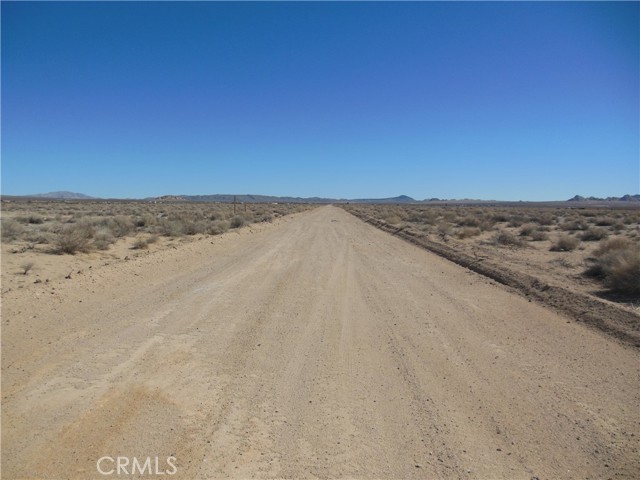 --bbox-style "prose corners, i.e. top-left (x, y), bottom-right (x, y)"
top-left (27, 191), bottom-right (95, 199)
top-left (568, 194), bottom-right (640, 202)
top-left (351, 195), bottom-right (416, 204)
top-left (149, 194), bottom-right (418, 204)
